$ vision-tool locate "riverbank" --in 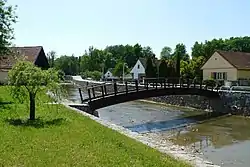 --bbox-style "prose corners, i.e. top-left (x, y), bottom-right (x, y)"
top-left (0, 86), bottom-right (191, 167)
